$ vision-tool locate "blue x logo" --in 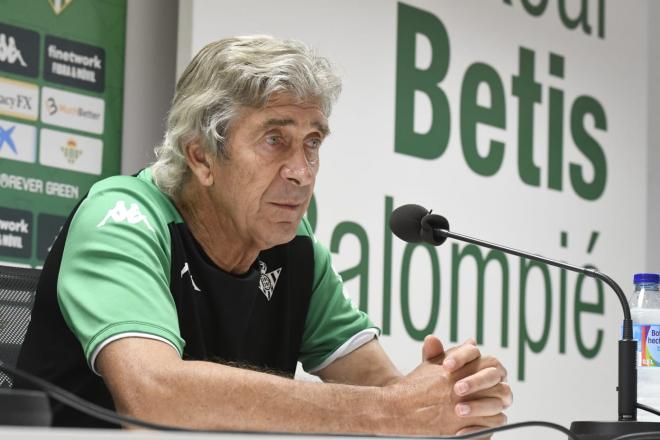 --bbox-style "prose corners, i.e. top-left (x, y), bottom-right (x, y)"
top-left (0, 126), bottom-right (17, 154)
